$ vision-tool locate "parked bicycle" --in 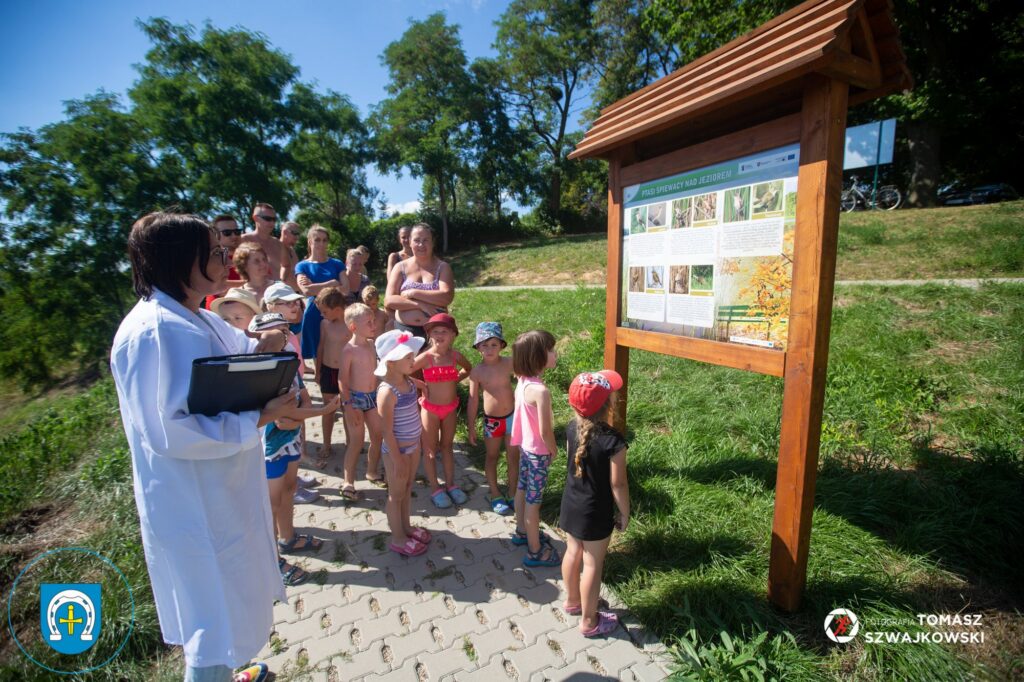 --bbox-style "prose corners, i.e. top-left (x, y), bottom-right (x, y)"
top-left (840, 175), bottom-right (902, 212)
